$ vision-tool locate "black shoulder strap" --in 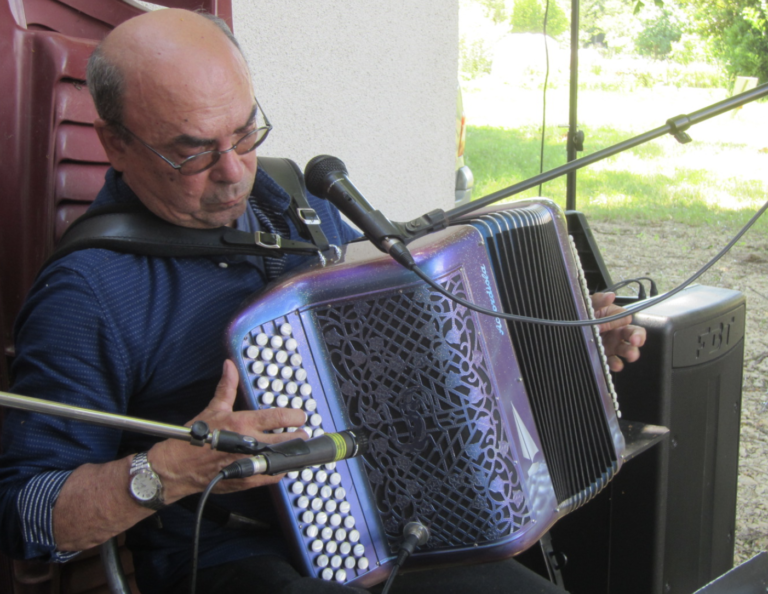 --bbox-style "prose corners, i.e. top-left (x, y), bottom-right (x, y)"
top-left (46, 202), bottom-right (320, 270)
top-left (45, 158), bottom-right (330, 270)
top-left (258, 157), bottom-right (330, 251)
